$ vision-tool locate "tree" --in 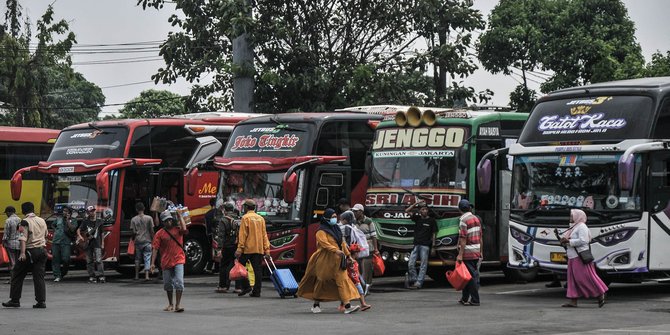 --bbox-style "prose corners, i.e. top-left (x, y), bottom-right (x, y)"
top-left (509, 84), bottom-right (536, 113)
top-left (540, 0), bottom-right (644, 92)
top-left (643, 51), bottom-right (670, 77)
top-left (139, 0), bottom-right (420, 113)
top-left (119, 89), bottom-right (186, 118)
top-left (0, 3), bottom-right (104, 128)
